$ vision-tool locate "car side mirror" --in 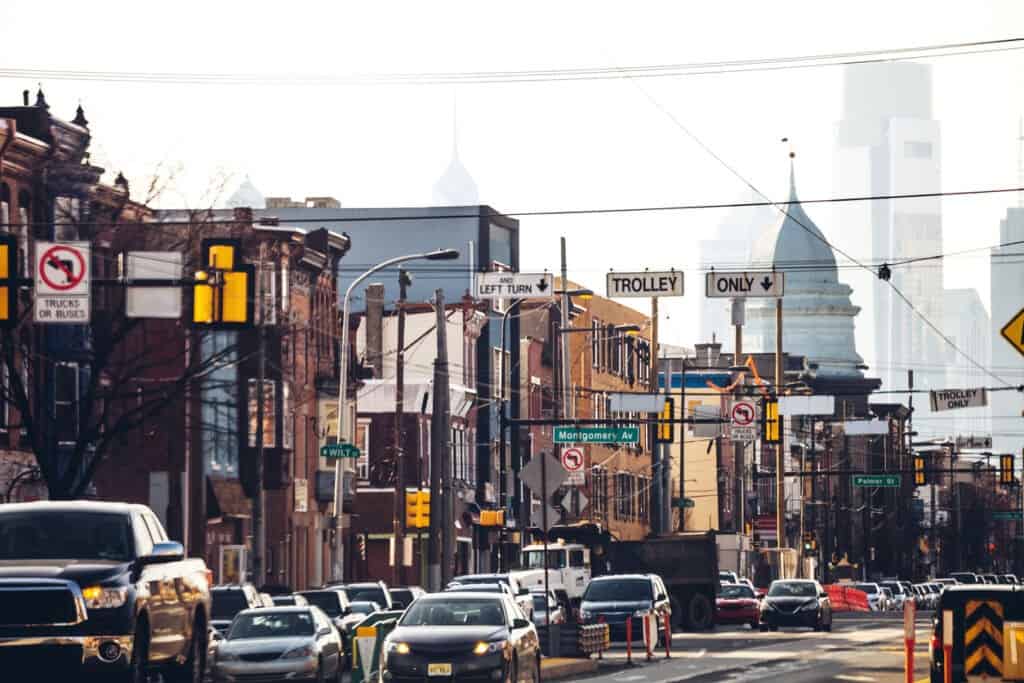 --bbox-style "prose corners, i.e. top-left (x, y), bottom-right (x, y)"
top-left (819, 592), bottom-right (828, 598)
top-left (512, 618), bottom-right (531, 630)
top-left (138, 541), bottom-right (184, 566)
top-left (657, 593), bottom-right (667, 602)
top-left (318, 626), bottom-right (332, 637)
